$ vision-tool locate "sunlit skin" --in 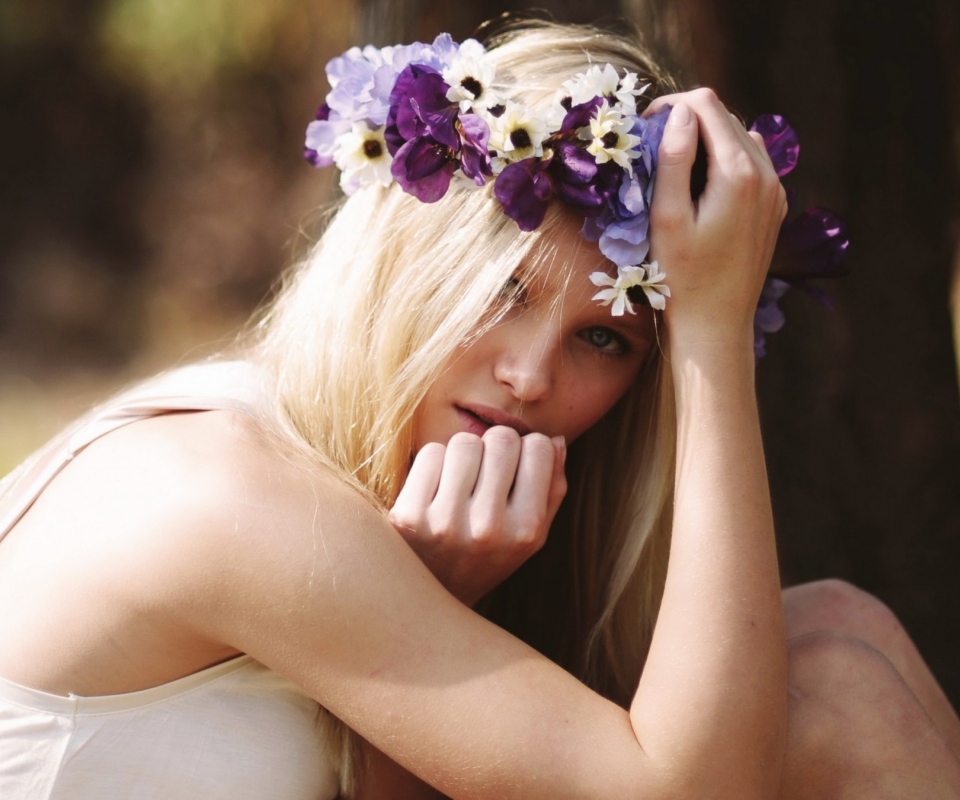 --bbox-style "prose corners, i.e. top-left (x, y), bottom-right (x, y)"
top-left (413, 229), bottom-right (657, 452)
top-left (392, 226), bottom-right (657, 611)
